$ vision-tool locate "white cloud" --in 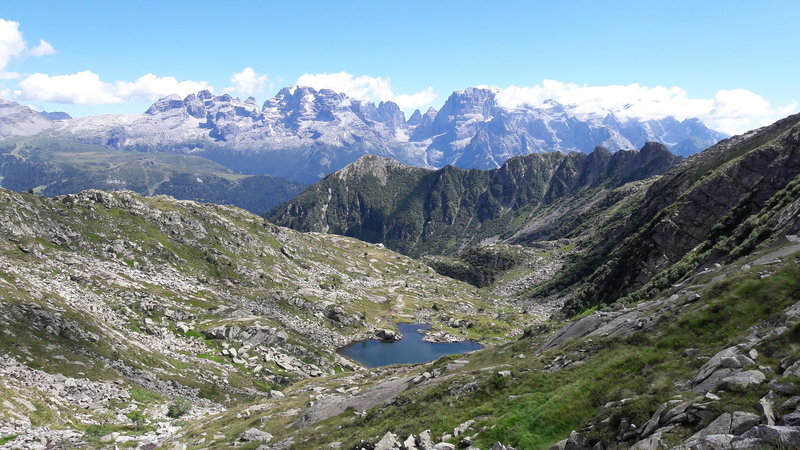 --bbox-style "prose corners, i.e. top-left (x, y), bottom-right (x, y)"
top-left (18, 70), bottom-right (211, 104)
top-left (495, 80), bottom-right (798, 135)
top-left (0, 19), bottom-right (26, 71)
top-left (394, 87), bottom-right (437, 111)
top-left (29, 39), bottom-right (56, 57)
top-left (224, 67), bottom-right (268, 96)
top-left (295, 71), bottom-right (436, 111)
